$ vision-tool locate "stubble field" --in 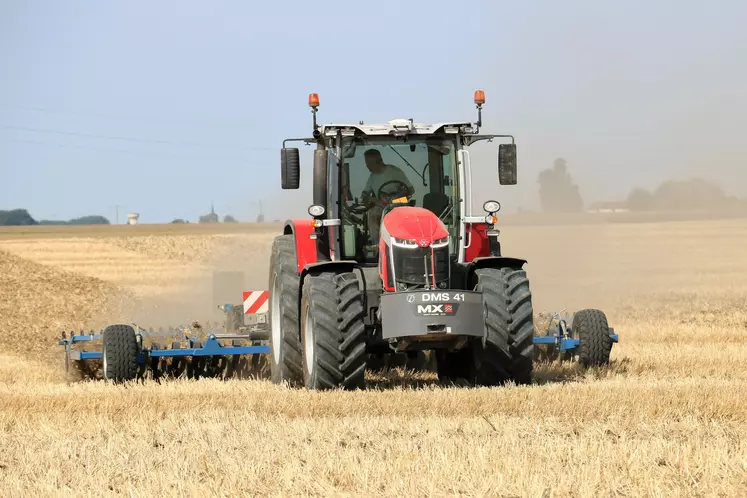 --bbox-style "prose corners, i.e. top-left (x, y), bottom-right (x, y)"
top-left (0, 219), bottom-right (746, 497)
